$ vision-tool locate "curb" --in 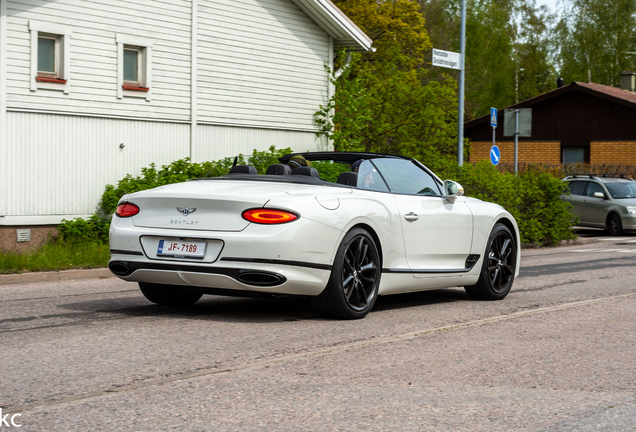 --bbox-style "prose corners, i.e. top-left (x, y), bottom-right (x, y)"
top-left (0, 268), bottom-right (113, 286)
